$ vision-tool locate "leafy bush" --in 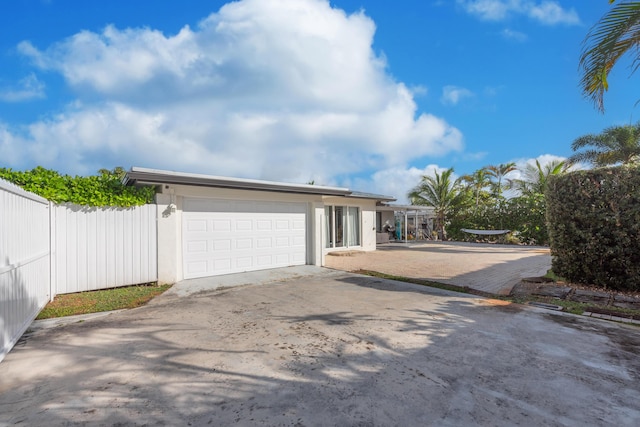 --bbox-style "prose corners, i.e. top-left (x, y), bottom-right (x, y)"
top-left (448, 194), bottom-right (548, 245)
top-left (547, 166), bottom-right (640, 291)
top-left (0, 166), bottom-right (155, 207)
top-left (503, 193), bottom-right (548, 245)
